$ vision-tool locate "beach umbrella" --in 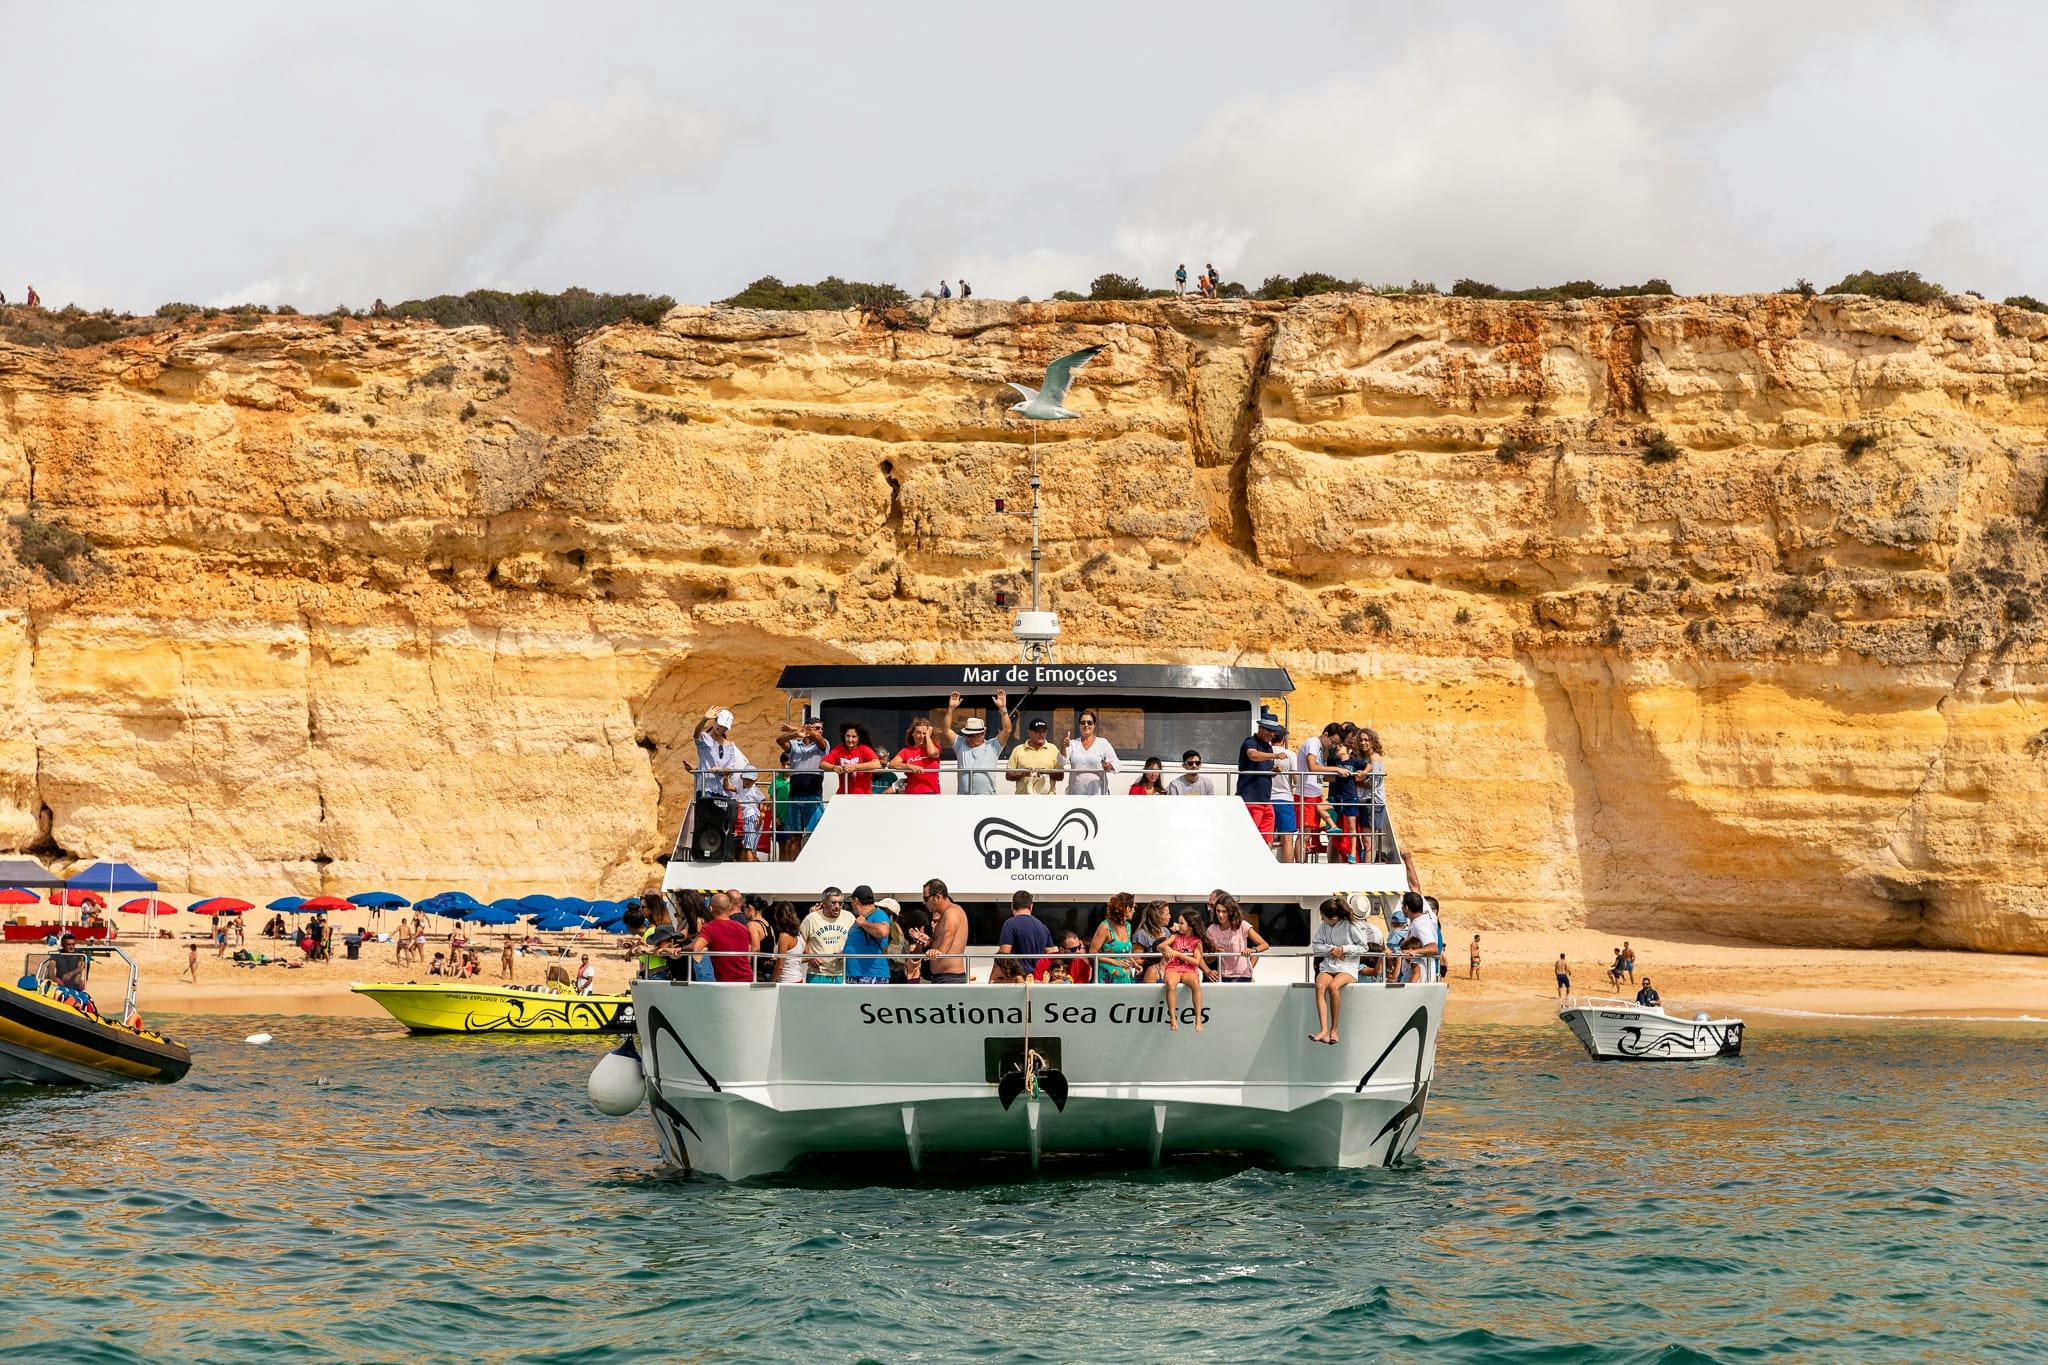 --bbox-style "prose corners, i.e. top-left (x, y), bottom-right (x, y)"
top-left (191, 897), bottom-right (253, 915)
top-left (267, 896), bottom-right (307, 912)
top-left (463, 904), bottom-right (520, 926)
top-left (0, 887), bottom-right (40, 906)
top-left (488, 897), bottom-right (528, 915)
top-left (50, 889), bottom-right (105, 907)
top-left (118, 897), bottom-right (179, 915)
top-left (516, 894), bottom-right (557, 912)
top-left (349, 891), bottom-right (409, 909)
top-left (532, 912), bottom-right (583, 932)
top-left (299, 895), bottom-right (354, 913)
